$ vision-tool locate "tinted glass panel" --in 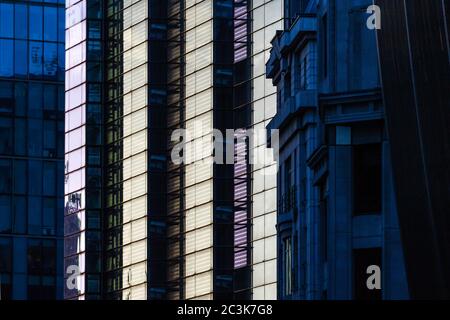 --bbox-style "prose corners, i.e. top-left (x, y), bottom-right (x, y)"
top-left (0, 3), bottom-right (13, 38)
top-left (29, 6), bottom-right (43, 40)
